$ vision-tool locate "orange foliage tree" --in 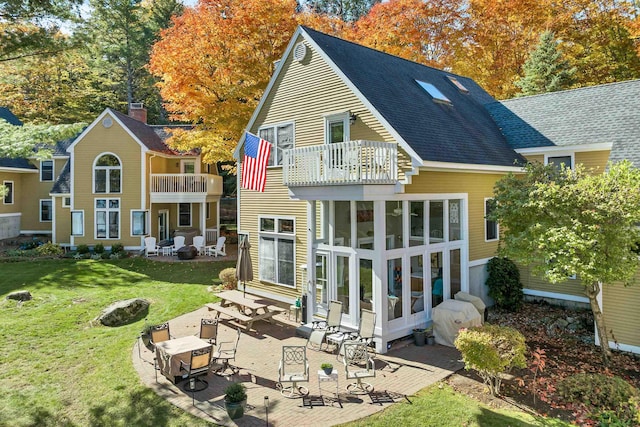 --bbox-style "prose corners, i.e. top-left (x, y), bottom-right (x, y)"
top-left (148, 0), bottom-right (298, 163)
